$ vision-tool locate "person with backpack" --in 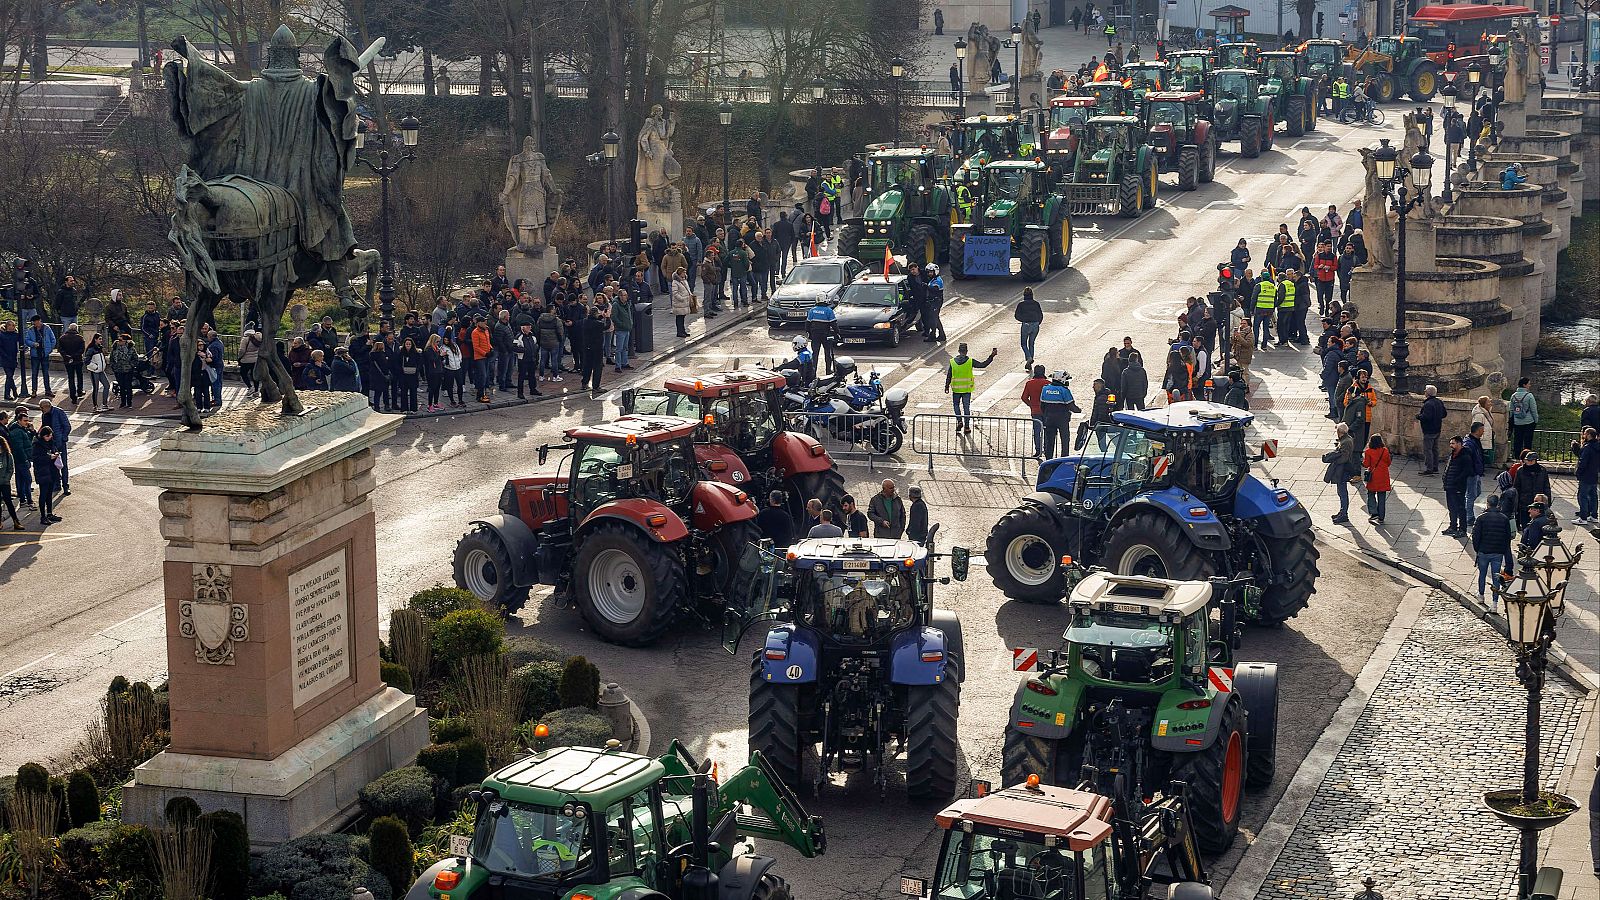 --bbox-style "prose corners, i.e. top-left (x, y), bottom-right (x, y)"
top-left (1508, 377), bottom-right (1538, 458)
